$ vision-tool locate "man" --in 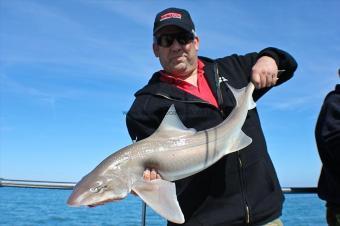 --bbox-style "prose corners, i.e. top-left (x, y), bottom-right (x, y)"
top-left (315, 69), bottom-right (340, 226)
top-left (126, 7), bottom-right (297, 226)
